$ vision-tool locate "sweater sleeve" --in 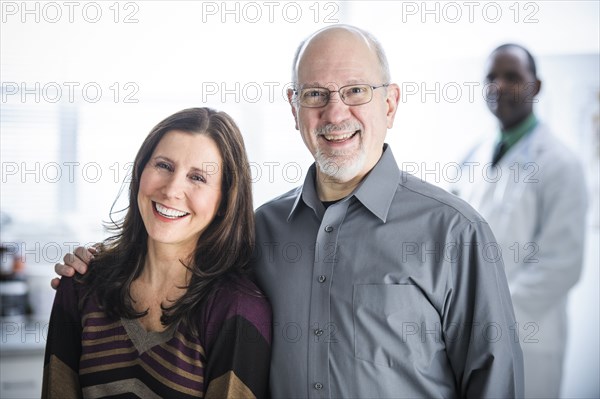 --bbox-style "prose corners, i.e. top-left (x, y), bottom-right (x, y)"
top-left (203, 279), bottom-right (272, 399)
top-left (42, 276), bottom-right (83, 399)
